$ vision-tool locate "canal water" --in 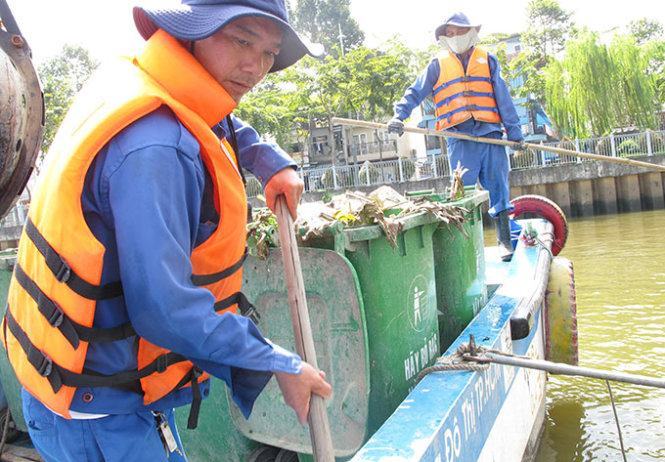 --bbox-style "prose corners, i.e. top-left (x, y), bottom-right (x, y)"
top-left (534, 210), bottom-right (665, 461)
